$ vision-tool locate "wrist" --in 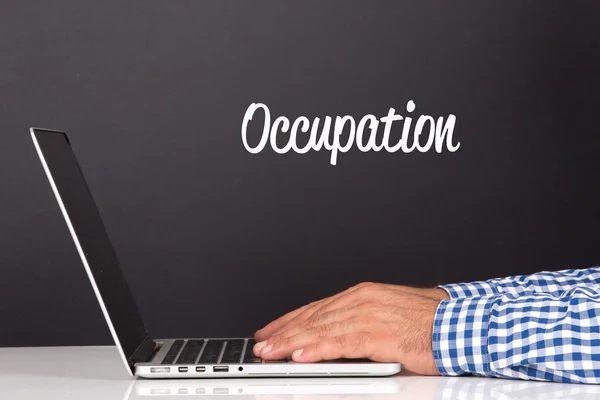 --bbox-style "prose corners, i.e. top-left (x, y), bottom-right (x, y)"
top-left (427, 287), bottom-right (450, 301)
